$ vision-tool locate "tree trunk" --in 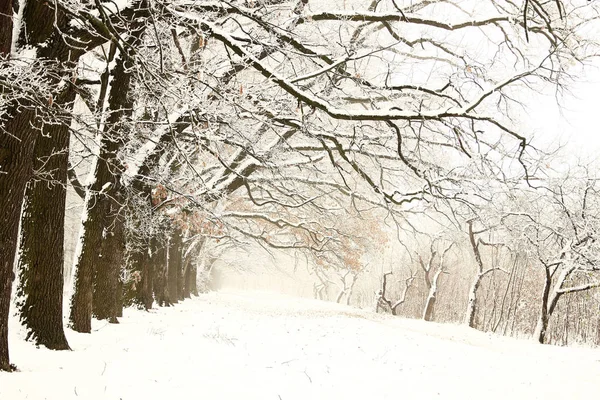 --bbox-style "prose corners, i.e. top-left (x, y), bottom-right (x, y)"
top-left (116, 278), bottom-right (124, 318)
top-left (130, 244), bottom-right (154, 310)
top-left (15, 87), bottom-right (75, 350)
top-left (182, 258), bottom-right (192, 299)
top-left (0, 0), bottom-right (13, 55)
top-left (423, 269), bottom-right (443, 322)
top-left (335, 289), bottom-right (345, 304)
top-left (534, 266), bottom-right (552, 343)
top-left (465, 273), bottom-right (482, 328)
top-left (142, 243), bottom-right (155, 309)
top-left (0, 108), bottom-right (37, 371)
top-left (534, 265), bottom-right (571, 344)
top-left (93, 212), bottom-right (125, 323)
top-left (127, 125), bottom-right (176, 309)
top-left (345, 274), bottom-right (358, 306)
top-left (69, 188), bottom-right (105, 332)
top-left (168, 231), bottom-right (183, 304)
top-left (466, 221), bottom-right (484, 328)
top-left (70, 9), bottom-right (147, 329)
top-left (190, 263), bottom-right (198, 296)
top-left (152, 242), bottom-right (168, 307)
top-left (0, 0), bottom-right (69, 372)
